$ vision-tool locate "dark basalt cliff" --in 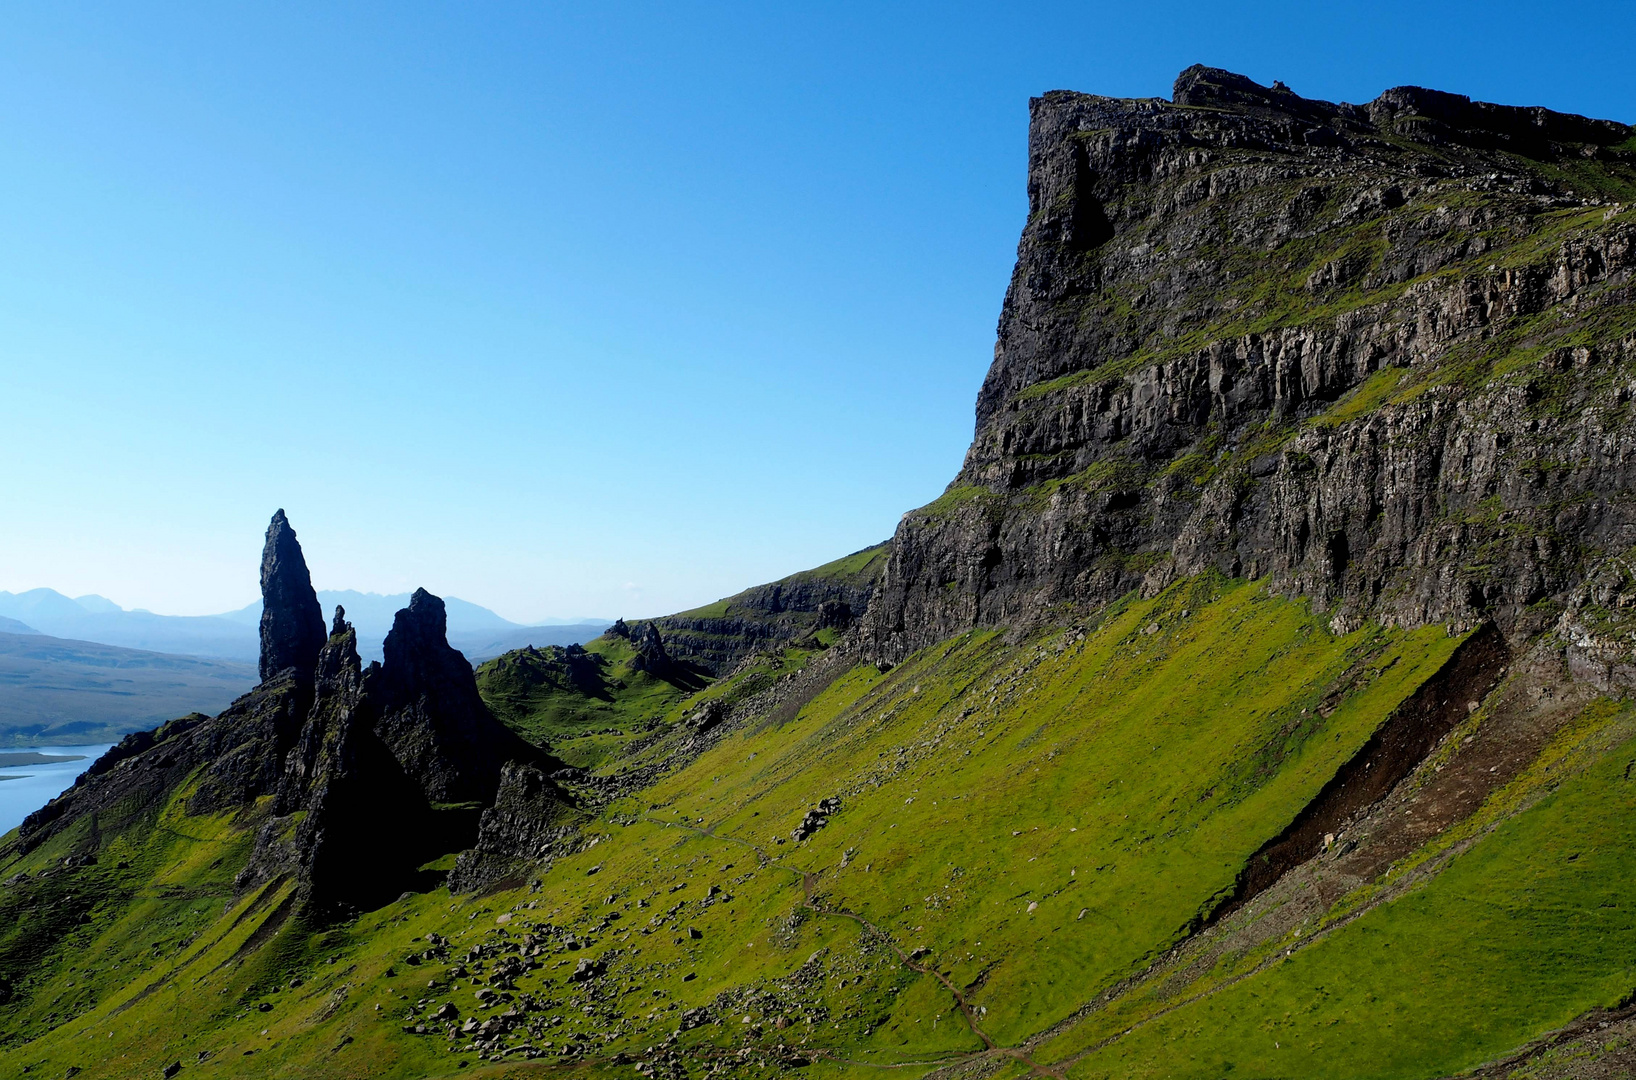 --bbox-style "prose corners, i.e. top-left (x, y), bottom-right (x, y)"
top-left (863, 66), bottom-right (1636, 664)
top-left (266, 616), bottom-right (436, 914)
